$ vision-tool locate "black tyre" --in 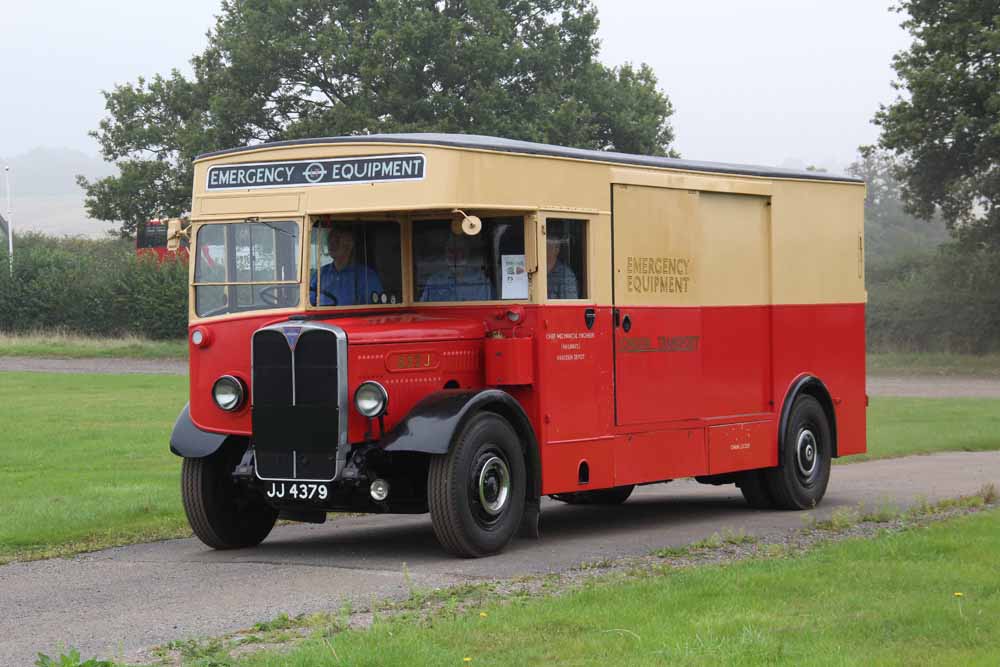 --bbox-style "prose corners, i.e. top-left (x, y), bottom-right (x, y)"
top-left (737, 471), bottom-right (774, 509)
top-left (181, 448), bottom-right (278, 550)
top-left (550, 485), bottom-right (635, 505)
top-left (764, 395), bottom-right (832, 510)
top-left (428, 412), bottom-right (526, 557)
